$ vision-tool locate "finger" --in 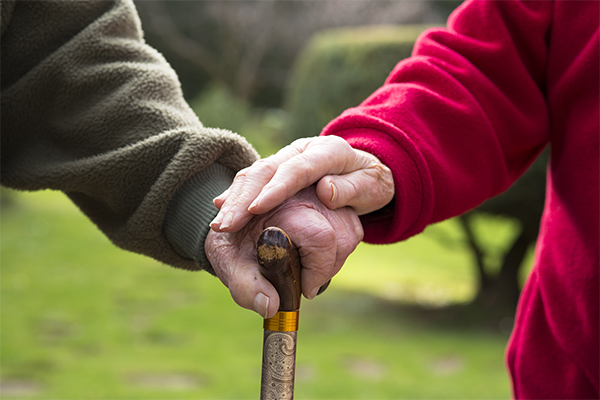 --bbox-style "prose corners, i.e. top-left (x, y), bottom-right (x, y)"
top-left (213, 188), bottom-right (230, 210)
top-left (210, 209), bottom-right (254, 234)
top-left (315, 163), bottom-right (394, 215)
top-left (263, 203), bottom-right (335, 299)
top-left (206, 229), bottom-right (281, 318)
top-left (211, 143), bottom-right (309, 232)
top-left (265, 187), bottom-right (364, 299)
top-left (316, 205), bottom-right (363, 296)
top-left (269, 210), bottom-right (339, 299)
top-left (210, 167), bottom-right (251, 230)
top-left (211, 167), bottom-right (269, 232)
top-left (316, 279), bottom-right (331, 296)
top-left (248, 136), bottom-right (360, 215)
top-left (292, 216), bottom-right (337, 300)
top-left (296, 206), bottom-right (362, 299)
top-left (225, 260), bottom-right (281, 319)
